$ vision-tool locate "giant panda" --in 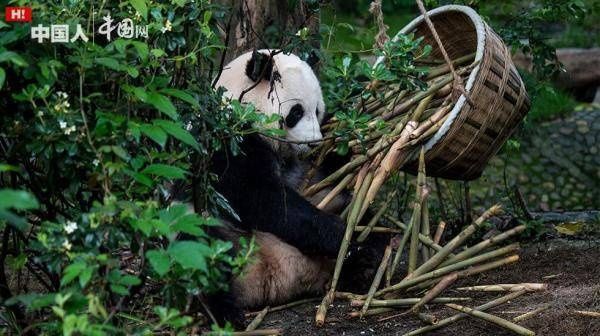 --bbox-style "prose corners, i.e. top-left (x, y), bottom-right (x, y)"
top-left (178, 50), bottom-right (386, 327)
